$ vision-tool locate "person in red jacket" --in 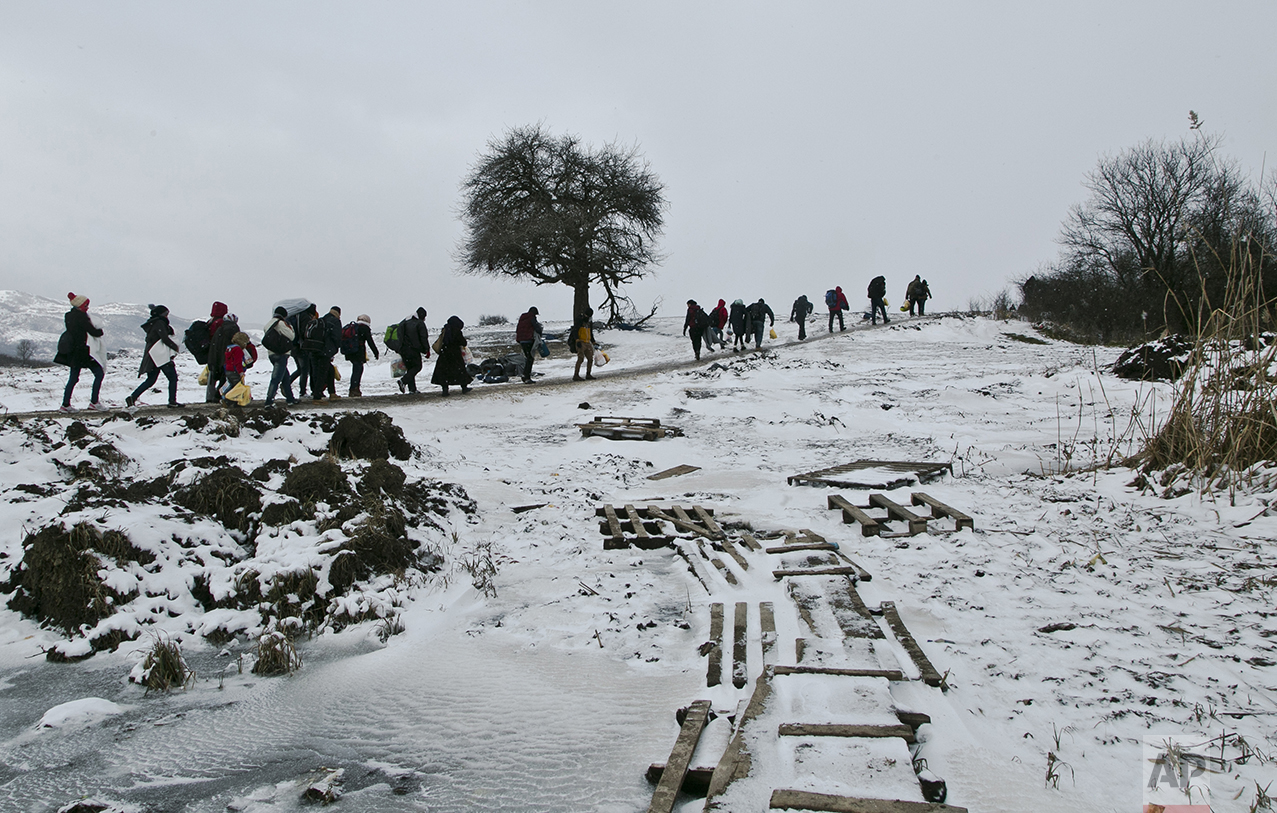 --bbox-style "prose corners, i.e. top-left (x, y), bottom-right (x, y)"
top-left (828, 286), bottom-right (850, 332)
top-left (709, 299), bottom-right (729, 349)
top-left (220, 332), bottom-right (258, 404)
top-left (515, 307), bottom-right (542, 384)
